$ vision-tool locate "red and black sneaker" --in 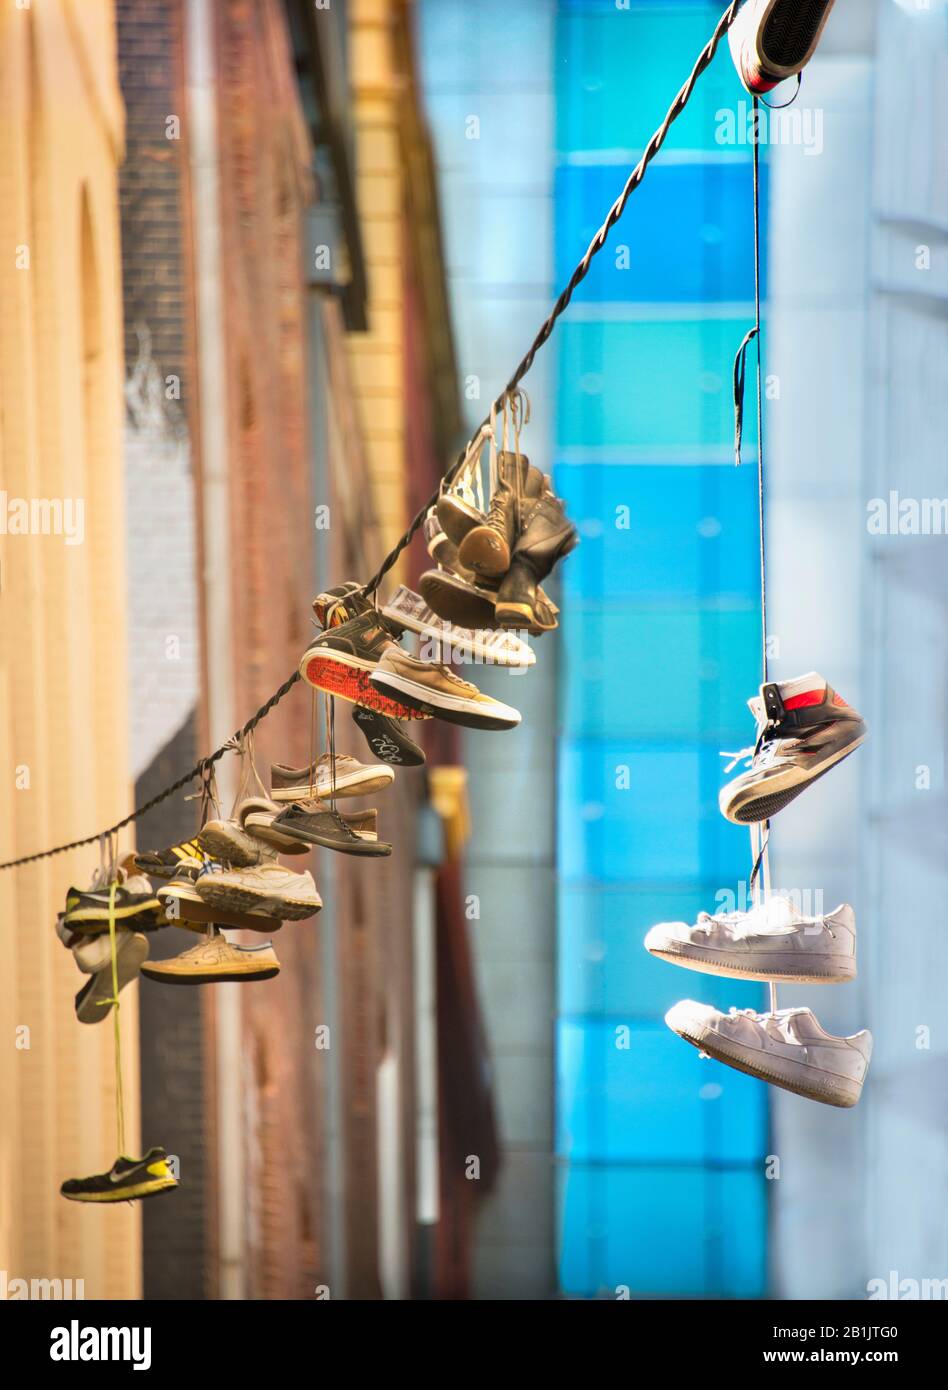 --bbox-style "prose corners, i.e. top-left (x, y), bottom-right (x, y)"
top-left (720, 673), bottom-right (866, 823)
top-left (728, 0), bottom-right (837, 96)
top-left (299, 608), bottom-right (430, 719)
